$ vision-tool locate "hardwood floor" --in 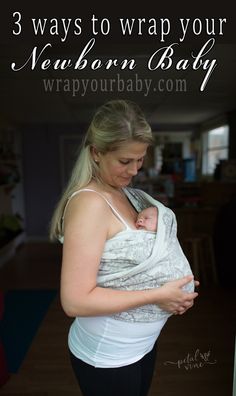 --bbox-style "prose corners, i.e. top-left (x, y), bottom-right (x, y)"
top-left (0, 242), bottom-right (235, 396)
